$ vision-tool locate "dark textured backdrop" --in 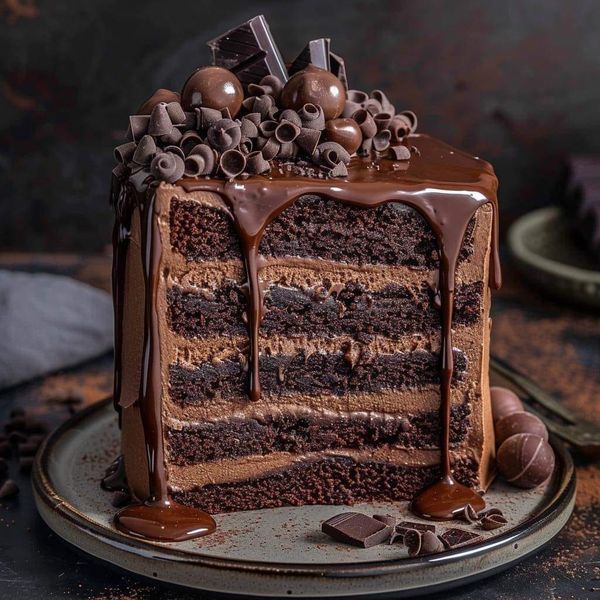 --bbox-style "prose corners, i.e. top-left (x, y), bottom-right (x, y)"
top-left (1, 0), bottom-right (599, 251)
